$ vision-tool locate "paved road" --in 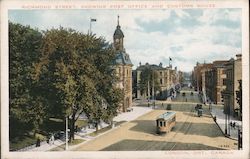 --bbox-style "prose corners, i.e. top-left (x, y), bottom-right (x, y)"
top-left (74, 89), bottom-right (237, 151)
